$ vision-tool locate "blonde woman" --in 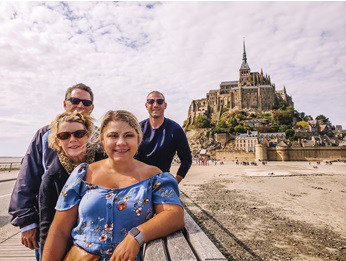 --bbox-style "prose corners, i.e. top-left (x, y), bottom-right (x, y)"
top-left (42, 110), bottom-right (184, 261)
top-left (38, 111), bottom-right (105, 256)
